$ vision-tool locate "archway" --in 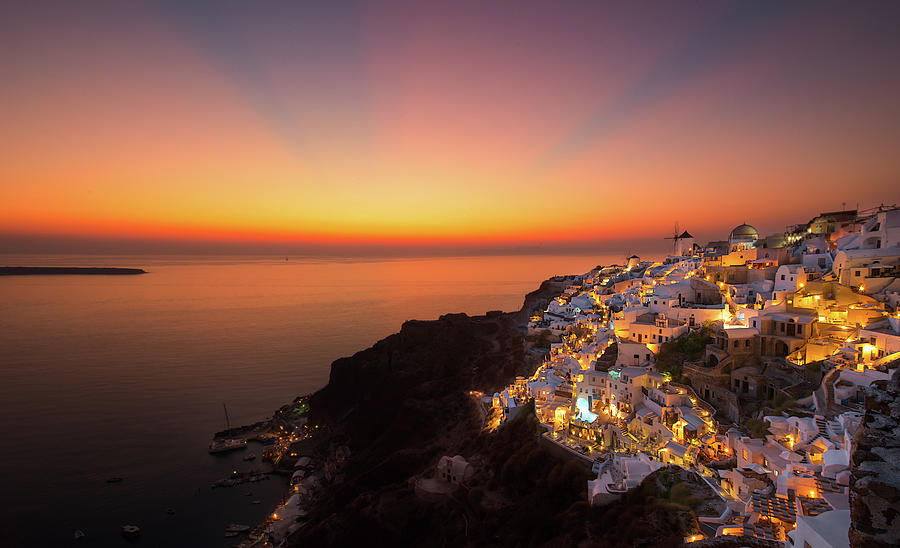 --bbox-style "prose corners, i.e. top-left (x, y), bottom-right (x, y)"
top-left (775, 340), bottom-right (789, 357)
